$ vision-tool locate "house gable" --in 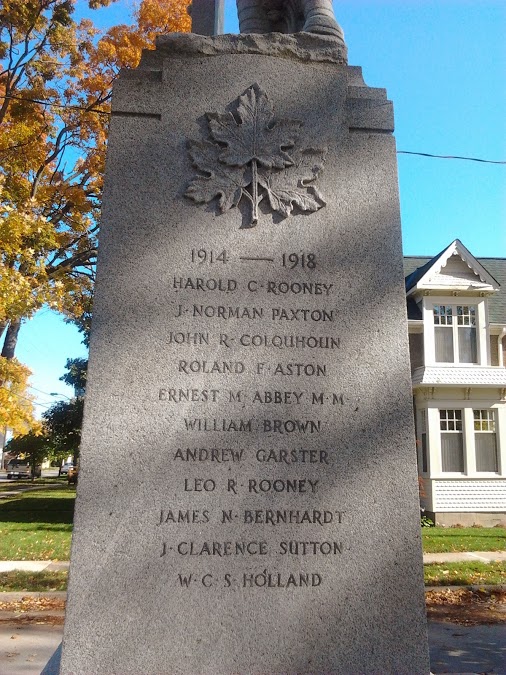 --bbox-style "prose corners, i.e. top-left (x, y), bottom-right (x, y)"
top-left (406, 240), bottom-right (500, 295)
